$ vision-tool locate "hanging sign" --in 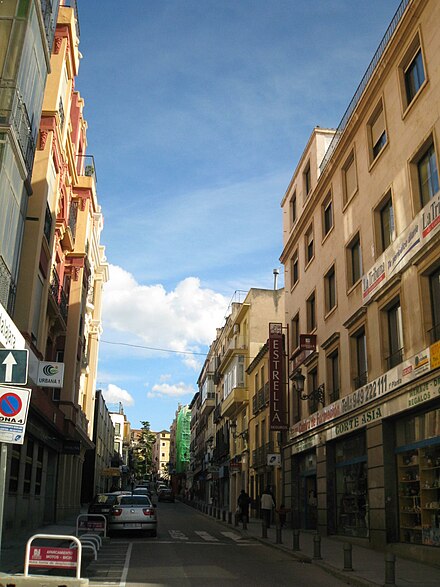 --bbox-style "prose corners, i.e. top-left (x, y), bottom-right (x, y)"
top-left (269, 323), bottom-right (288, 431)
